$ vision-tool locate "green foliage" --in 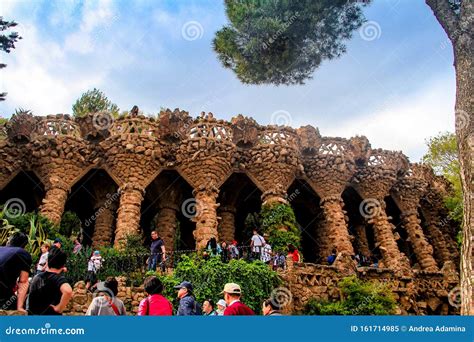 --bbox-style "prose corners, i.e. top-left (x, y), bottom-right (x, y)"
top-left (422, 132), bottom-right (462, 245)
top-left (213, 0), bottom-right (368, 85)
top-left (1, 16), bottom-right (22, 101)
top-left (304, 276), bottom-right (396, 315)
top-left (172, 255), bottom-right (281, 313)
top-left (260, 202), bottom-right (300, 252)
top-left (72, 88), bottom-right (119, 117)
top-left (5, 211), bottom-right (60, 239)
top-left (59, 211), bottom-right (82, 238)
